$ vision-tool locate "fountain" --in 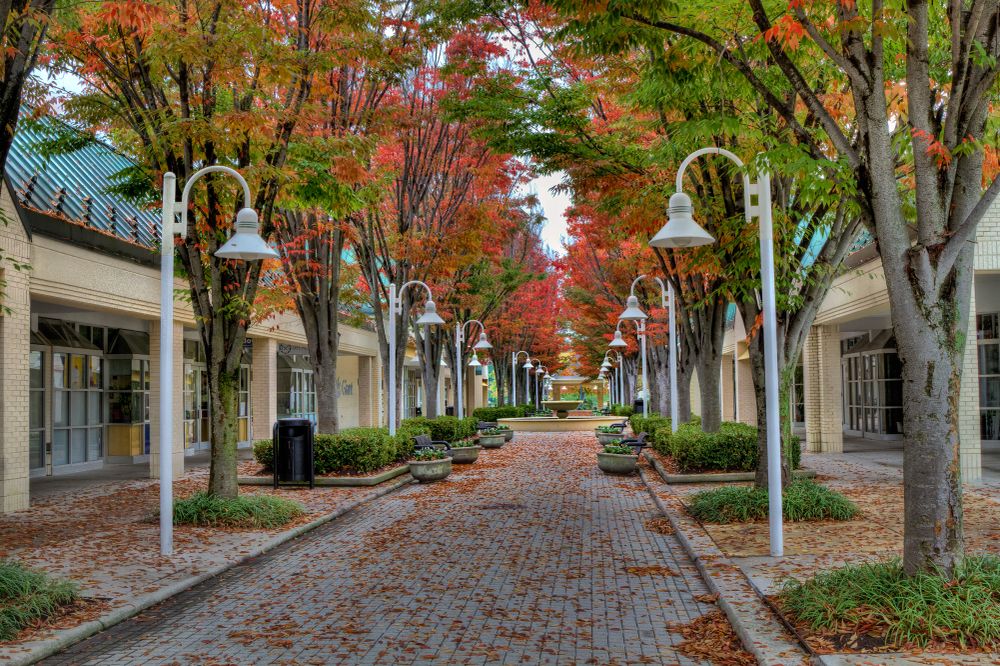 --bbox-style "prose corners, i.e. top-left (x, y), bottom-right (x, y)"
top-left (497, 374), bottom-right (623, 432)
